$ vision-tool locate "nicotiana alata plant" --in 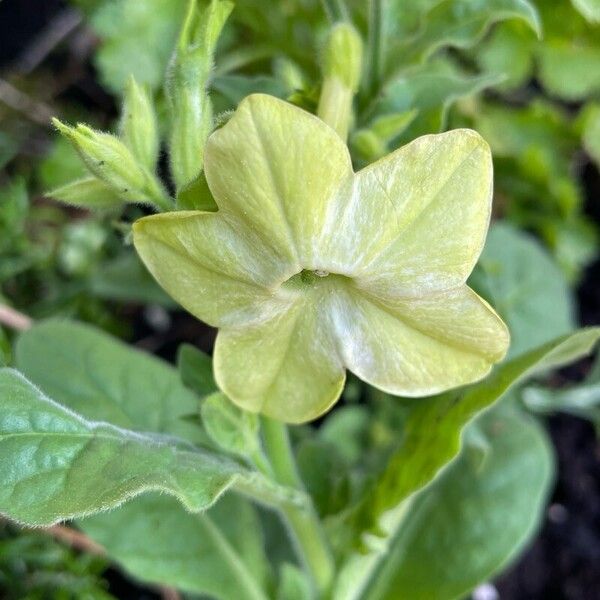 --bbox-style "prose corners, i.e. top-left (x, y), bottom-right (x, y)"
top-left (1, 1), bottom-right (599, 599)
